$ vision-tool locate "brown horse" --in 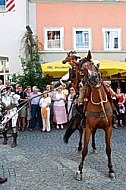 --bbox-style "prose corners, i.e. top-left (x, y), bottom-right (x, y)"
top-left (65, 51), bottom-right (115, 180)
top-left (63, 51), bottom-right (100, 153)
top-left (76, 51), bottom-right (115, 180)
